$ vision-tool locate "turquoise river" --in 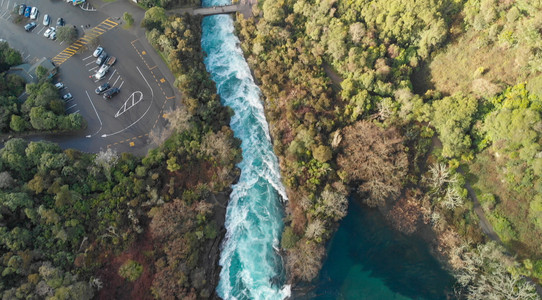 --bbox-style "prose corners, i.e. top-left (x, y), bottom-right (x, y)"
top-left (201, 1), bottom-right (290, 299)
